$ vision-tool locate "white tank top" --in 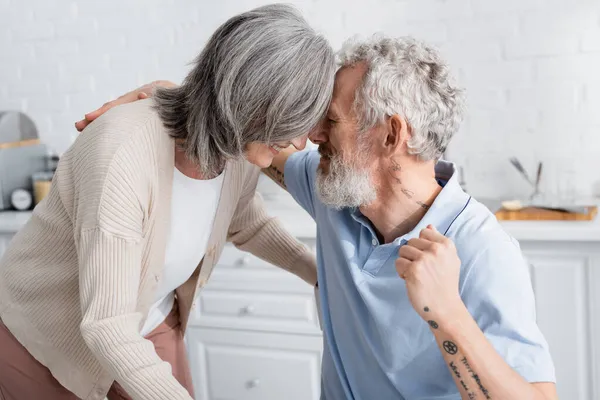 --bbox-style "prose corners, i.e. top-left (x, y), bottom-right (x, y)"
top-left (140, 167), bottom-right (224, 336)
